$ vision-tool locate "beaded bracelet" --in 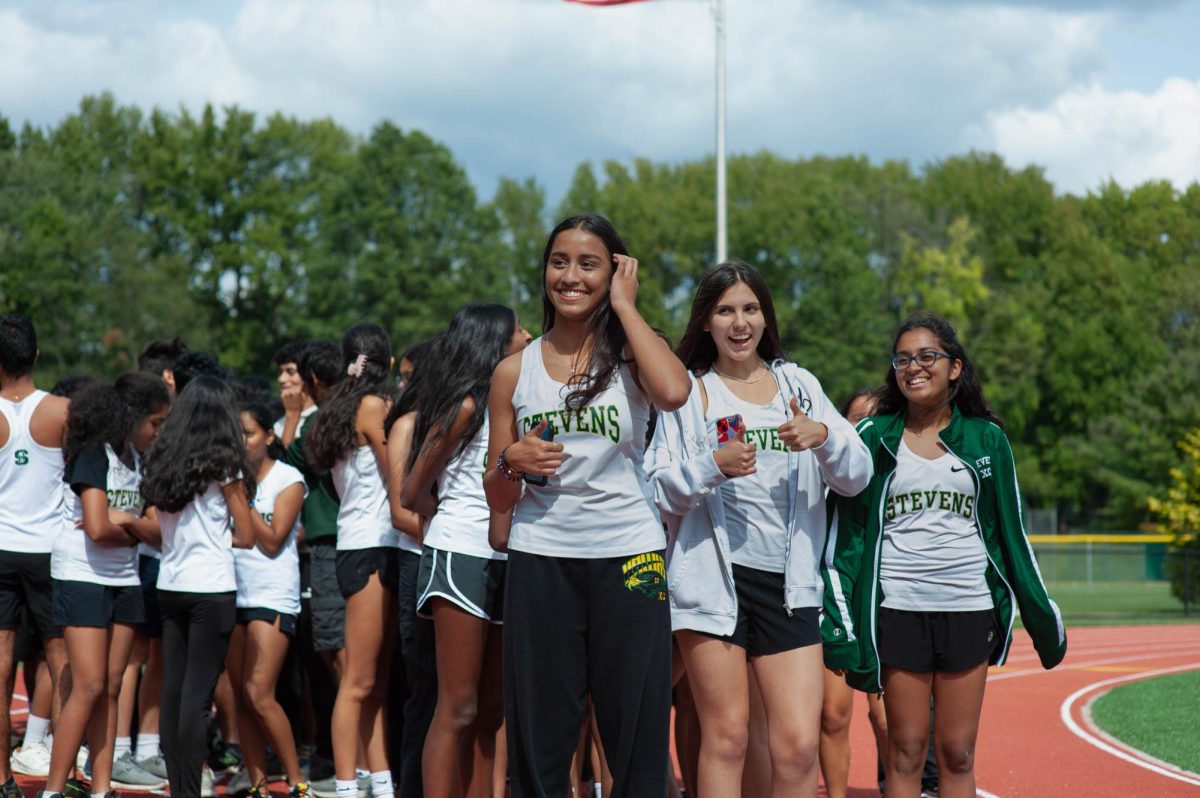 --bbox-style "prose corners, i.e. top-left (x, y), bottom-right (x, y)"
top-left (496, 446), bottom-right (523, 482)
